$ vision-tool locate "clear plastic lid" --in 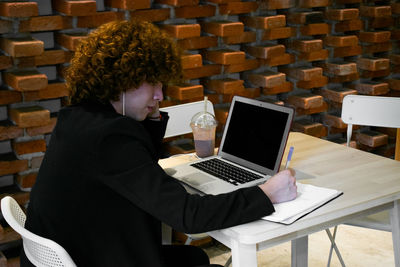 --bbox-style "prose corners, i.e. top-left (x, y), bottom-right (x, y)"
top-left (190, 111), bottom-right (217, 128)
